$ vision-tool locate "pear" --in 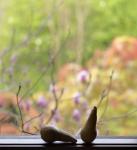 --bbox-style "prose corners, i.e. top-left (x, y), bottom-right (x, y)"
top-left (40, 126), bottom-right (77, 143)
top-left (80, 106), bottom-right (97, 143)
